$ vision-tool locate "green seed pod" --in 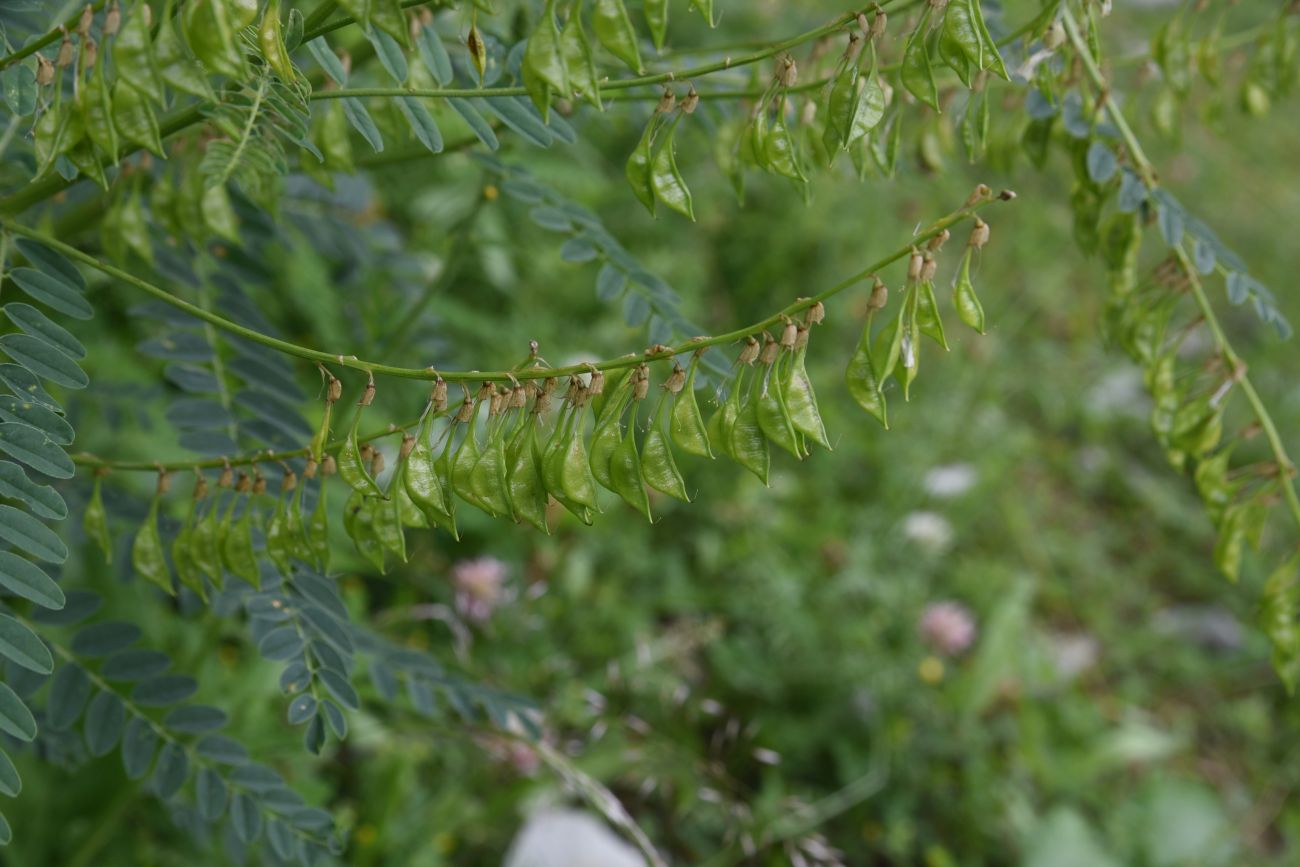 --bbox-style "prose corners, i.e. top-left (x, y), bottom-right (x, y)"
top-left (222, 500), bottom-right (261, 589)
top-left (189, 495), bottom-right (225, 587)
top-left (784, 346), bottom-right (831, 449)
top-left (338, 405), bottom-right (384, 497)
top-left (133, 496), bottom-right (174, 595)
top-left (343, 490), bottom-right (387, 573)
top-left (915, 277), bottom-right (949, 350)
top-left (757, 362), bottom-right (803, 460)
top-left (506, 415), bottom-right (550, 533)
top-left (85, 473), bottom-right (112, 564)
top-left (669, 358), bottom-right (713, 459)
top-left (728, 377), bottom-right (771, 485)
top-left (952, 247), bottom-right (986, 333)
